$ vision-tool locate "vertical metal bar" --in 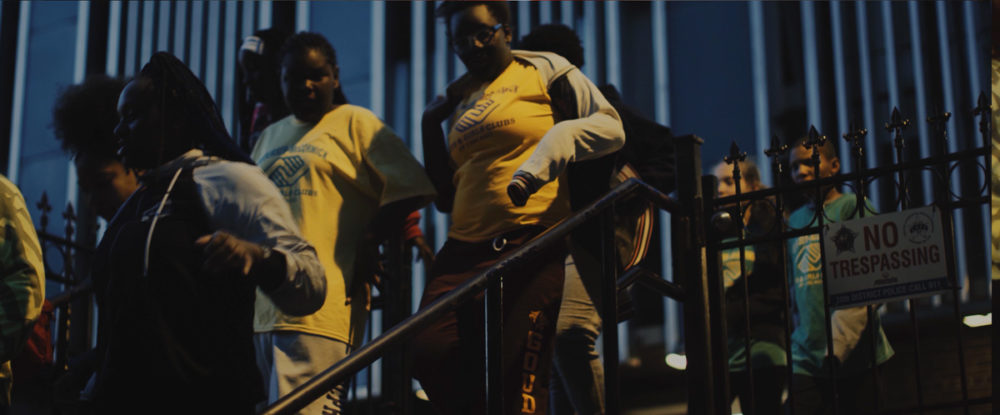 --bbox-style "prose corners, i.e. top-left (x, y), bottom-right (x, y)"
top-left (601, 204), bottom-right (620, 415)
top-left (935, 0), bottom-right (969, 304)
top-left (370, 1), bottom-right (385, 119)
top-left (806, 132), bottom-right (839, 414)
top-left (732, 162), bottom-right (754, 415)
top-left (538, 1), bottom-right (552, 24)
top-left (295, 0), bottom-right (309, 32)
top-left (241, 1), bottom-right (255, 38)
top-left (517, 1), bottom-right (530, 39)
top-left (701, 175), bottom-right (730, 415)
top-left (581, 1), bottom-right (597, 81)
top-left (258, 1), bottom-right (271, 30)
top-left (140, 0), bottom-right (153, 65)
top-left (560, 1), bottom-right (574, 29)
top-left (204, 1), bottom-right (220, 99)
top-left (106, 0), bottom-right (121, 76)
top-left (221, 1), bottom-right (238, 133)
top-left (604, 1), bottom-right (620, 88)
top-left (881, 1), bottom-right (901, 111)
top-left (485, 275), bottom-right (503, 415)
top-left (188, 1), bottom-right (203, 77)
top-left (432, 7), bottom-right (449, 256)
top-left (66, 0), bottom-right (89, 211)
top-left (156, 0), bottom-right (168, 52)
top-left (371, 304), bottom-right (381, 407)
top-left (172, 0), bottom-right (187, 63)
top-left (651, 0), bottom-right (679, 355)
top-left (942, 205), bottom-right (972, 415)
top-left (602, 0), bottom-right (628, 365)
top-left (384, 235), bottom-right (413, 415)
top-left (889, 111), bottom-right (926, 413)
top-left (675, 135), bottom-right (714, 415)
top-left (855, 2), bottom-right (881, 213)
top-left (830, 2), bottom-right (851, 171)
top-left (5, 0), bottom-right (29, 183)
top-left (907, 1), bottom-right (934, 208)
top-left (800, 1), bottom-right (822, 133)
top-left (124, 0), bottom-right (138, 75)
top-left (749, 2), bottom-right (772, 185)
top-left (961, 0), bottom-right (992, 301)
top-left (769, 145), bottom-right (796, 414)
top-left (410, 3), bottom-right (426, 162)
